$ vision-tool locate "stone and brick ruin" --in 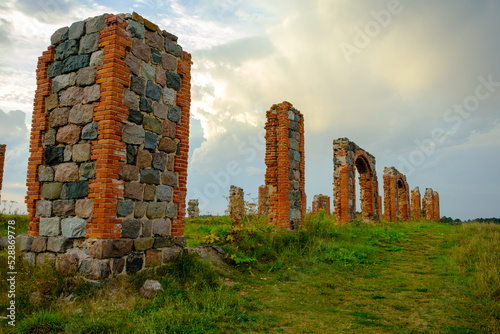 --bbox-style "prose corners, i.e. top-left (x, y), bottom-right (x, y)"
top-left (228, 185), bottom-right (245, 225)
top-left (258, 185), bottom-right (268, 216)
top-left (410, 187), bottom-right (421, 221)
top-left (383, 167), bottom-right (410, 222)
top-left (187, 199), bottom-right (199, 218)
top-left (22, 13), bottom-right (191, 278)
top-left (333, 138), bottom-right (381, 223)
top-left (264, 102), bottom-right (305, 229)
top-left (0, 144), bottom-right (5, 201)
top-left (422, 188), bottom-right (440, 221)
top-left (312, 194), bottom-right (330, 214)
